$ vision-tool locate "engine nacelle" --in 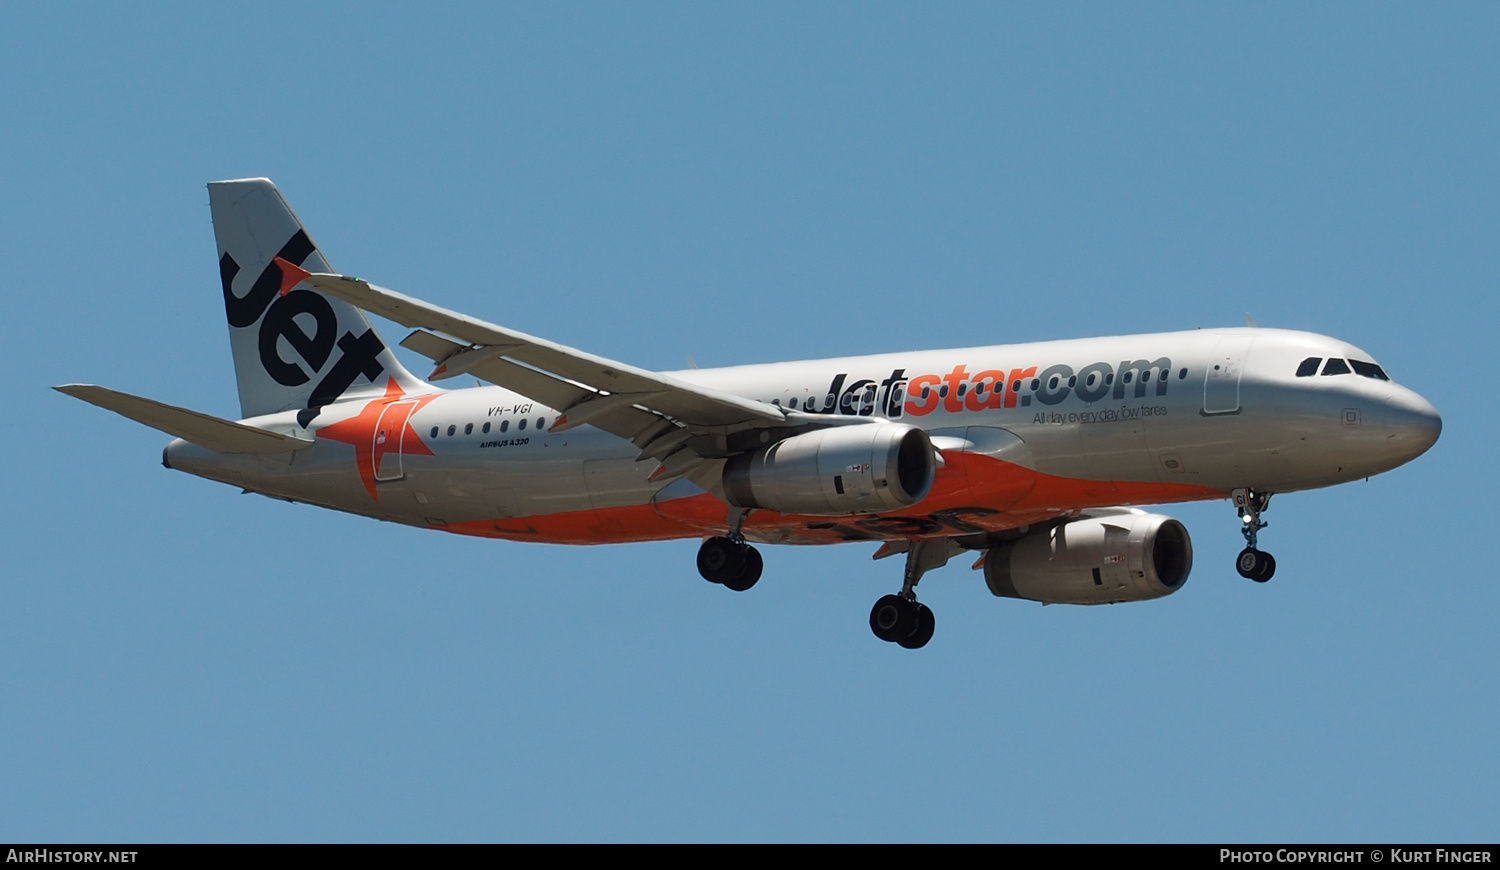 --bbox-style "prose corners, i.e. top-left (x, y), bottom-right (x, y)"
top-left (984, 513), bottom-right (1192, 605)
top-left (722, 423), bottom-right (936, 515)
